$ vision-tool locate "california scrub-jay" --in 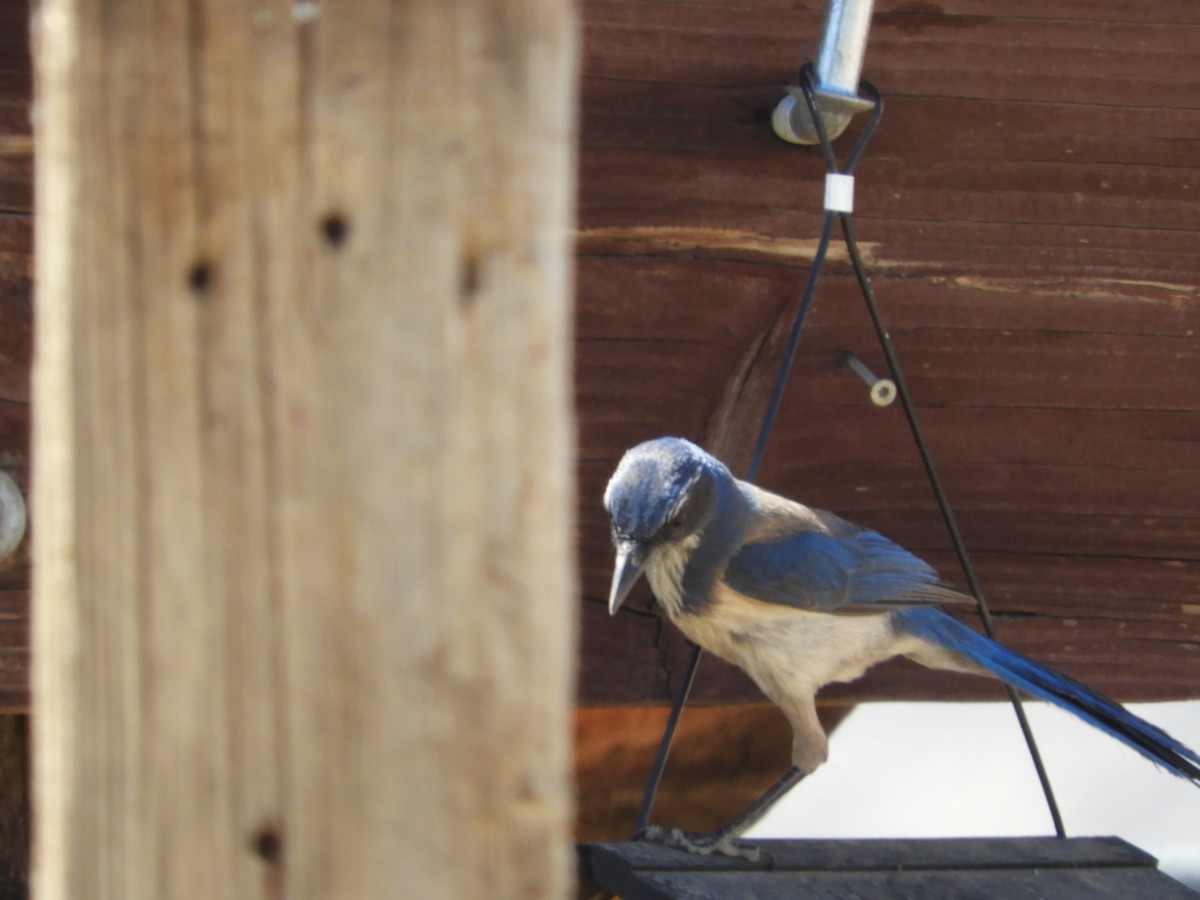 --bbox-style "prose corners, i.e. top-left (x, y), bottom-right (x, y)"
top-left (605, 436), bottom-right (1200, 859)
